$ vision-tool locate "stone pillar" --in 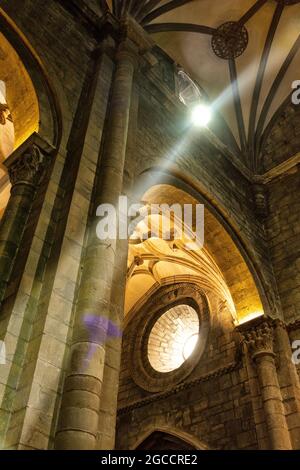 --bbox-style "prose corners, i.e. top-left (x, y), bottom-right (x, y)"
top-left (244, 321), bottom-right (292, 449)
top-left (0, 134), bottom-right (50, 305)
top-left (54, 19), bottom-right (152, 450)
top-left (274, 321), bottom-right (300, 448)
